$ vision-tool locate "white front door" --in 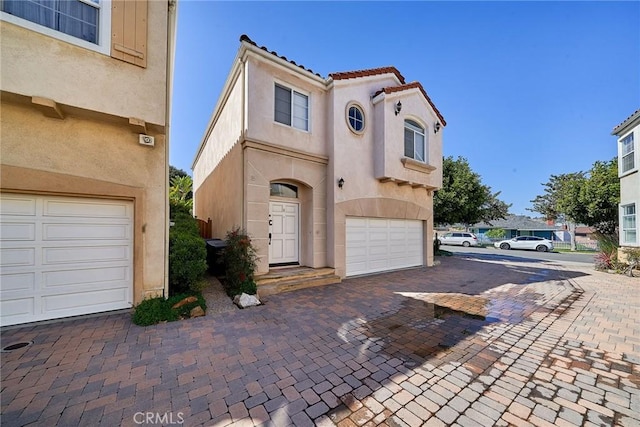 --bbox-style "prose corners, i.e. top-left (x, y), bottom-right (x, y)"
top-left (269, 201), bottom-right (299, 265)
